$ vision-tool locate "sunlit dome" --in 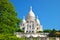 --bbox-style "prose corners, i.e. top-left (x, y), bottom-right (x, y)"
top-left (37, 19), bottom-right (40, 24)
top-left (36, 16), bottom-right (40, 24)
top-left (27, 6), bottom-right (35, 17)
top-left (22, 19), bottom-right (26, 23)
top-left (22, 16), bottom-right (26, 23)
